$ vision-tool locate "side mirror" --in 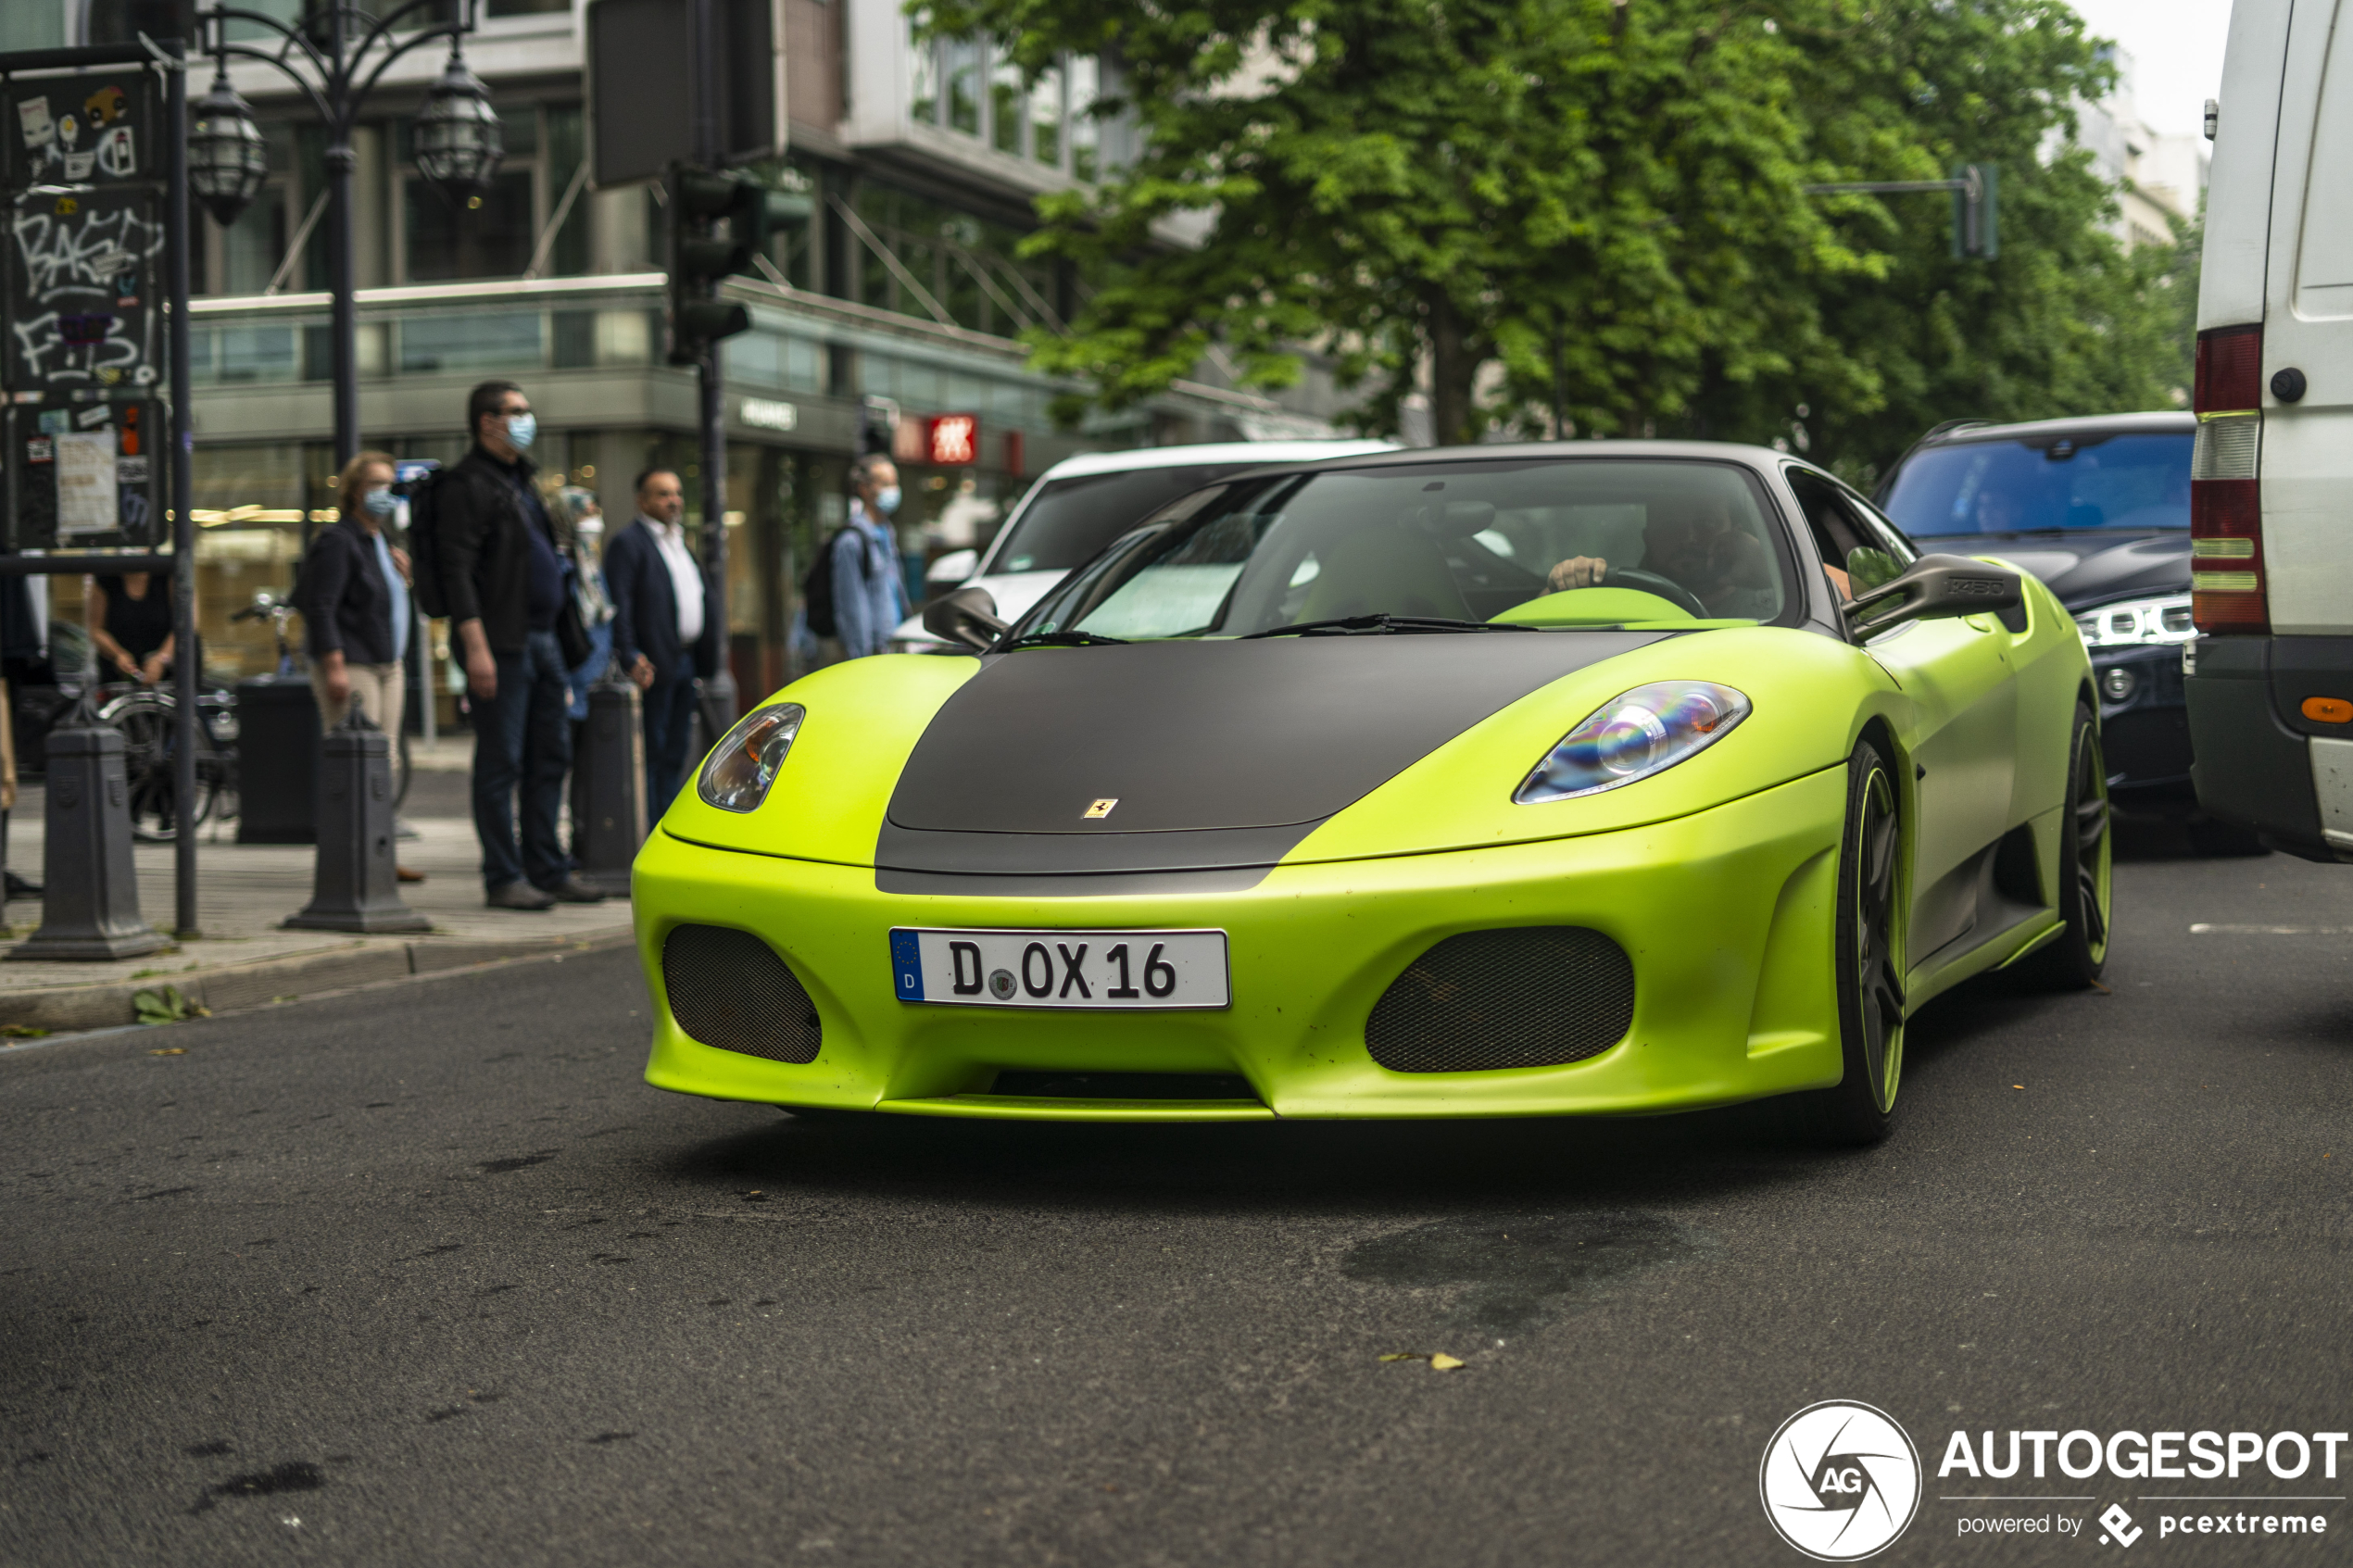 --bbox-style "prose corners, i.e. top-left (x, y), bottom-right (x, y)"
top-left (1844, 553), bottom-right (2023, 635)
top-left (921, 585), bottom-right (1008, 652)
top-left (925, 548), bottom-right (979, 587)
